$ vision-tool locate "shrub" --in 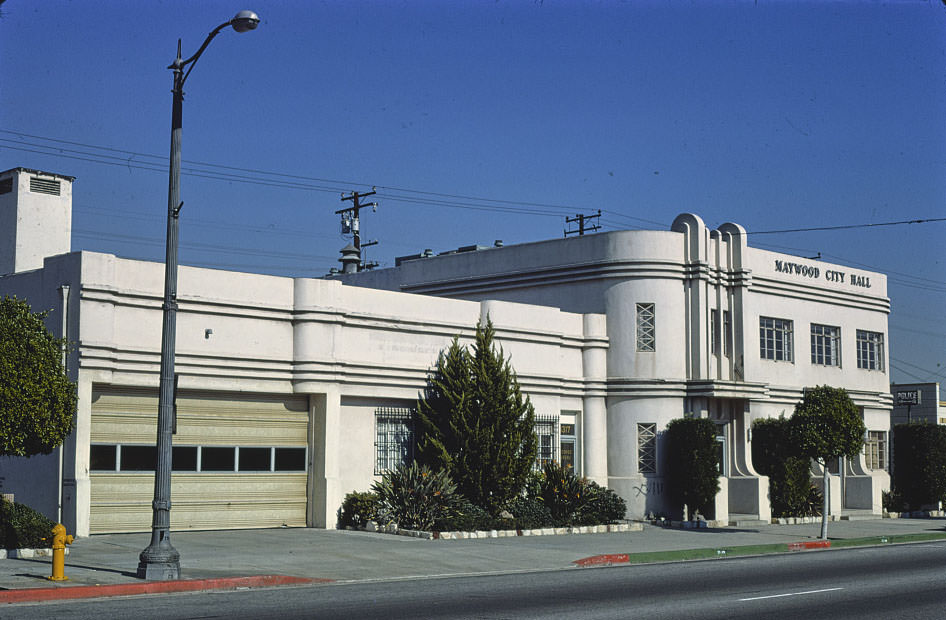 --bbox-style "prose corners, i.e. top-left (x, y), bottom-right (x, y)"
top-left (0, 498), bottom-right (56, 549)
top-left (372, 462), bottom-right (458, 531)
top-left (892, 423), bottom-right (946, 510)
top-left (576, 481), bottom-right (627, 525)
top-left (804, 484), bottom-right (824, 517)
top-left (882, 489), bottom-right (905, 513)
top-left (337, 491), bottom-right (380, 529)
top-left (536, 462), bottom-right (590, 525)
top-left (665, 417), bottom-right (720, 519)
top-left (506, 496), bottom-right (553, 530)
top-left (433, 499), bottom-right (518, 531)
